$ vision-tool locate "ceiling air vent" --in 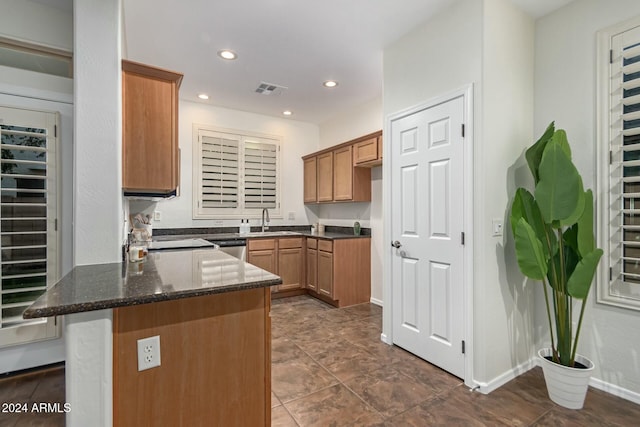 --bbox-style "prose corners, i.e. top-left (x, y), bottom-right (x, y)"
top-left (255, 82), bottom-right (288, 96)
